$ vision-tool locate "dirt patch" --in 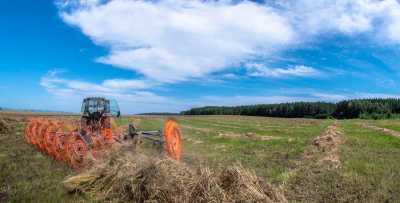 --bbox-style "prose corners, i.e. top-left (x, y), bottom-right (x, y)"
top-left (311, 121), bottom-right (343, 166)
top-left (64, 152), bottom-right (287, 203)
top-left (361, 123), bottom-right (400, 138)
